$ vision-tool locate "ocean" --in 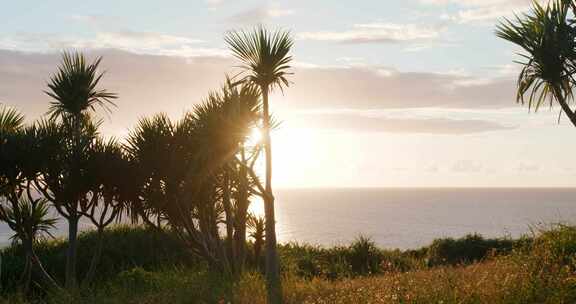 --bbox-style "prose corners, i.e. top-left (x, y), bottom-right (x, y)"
top-left (1, 188), bottom-right (575, 249)
top-left (272, 188), bottom-right (576, 249)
